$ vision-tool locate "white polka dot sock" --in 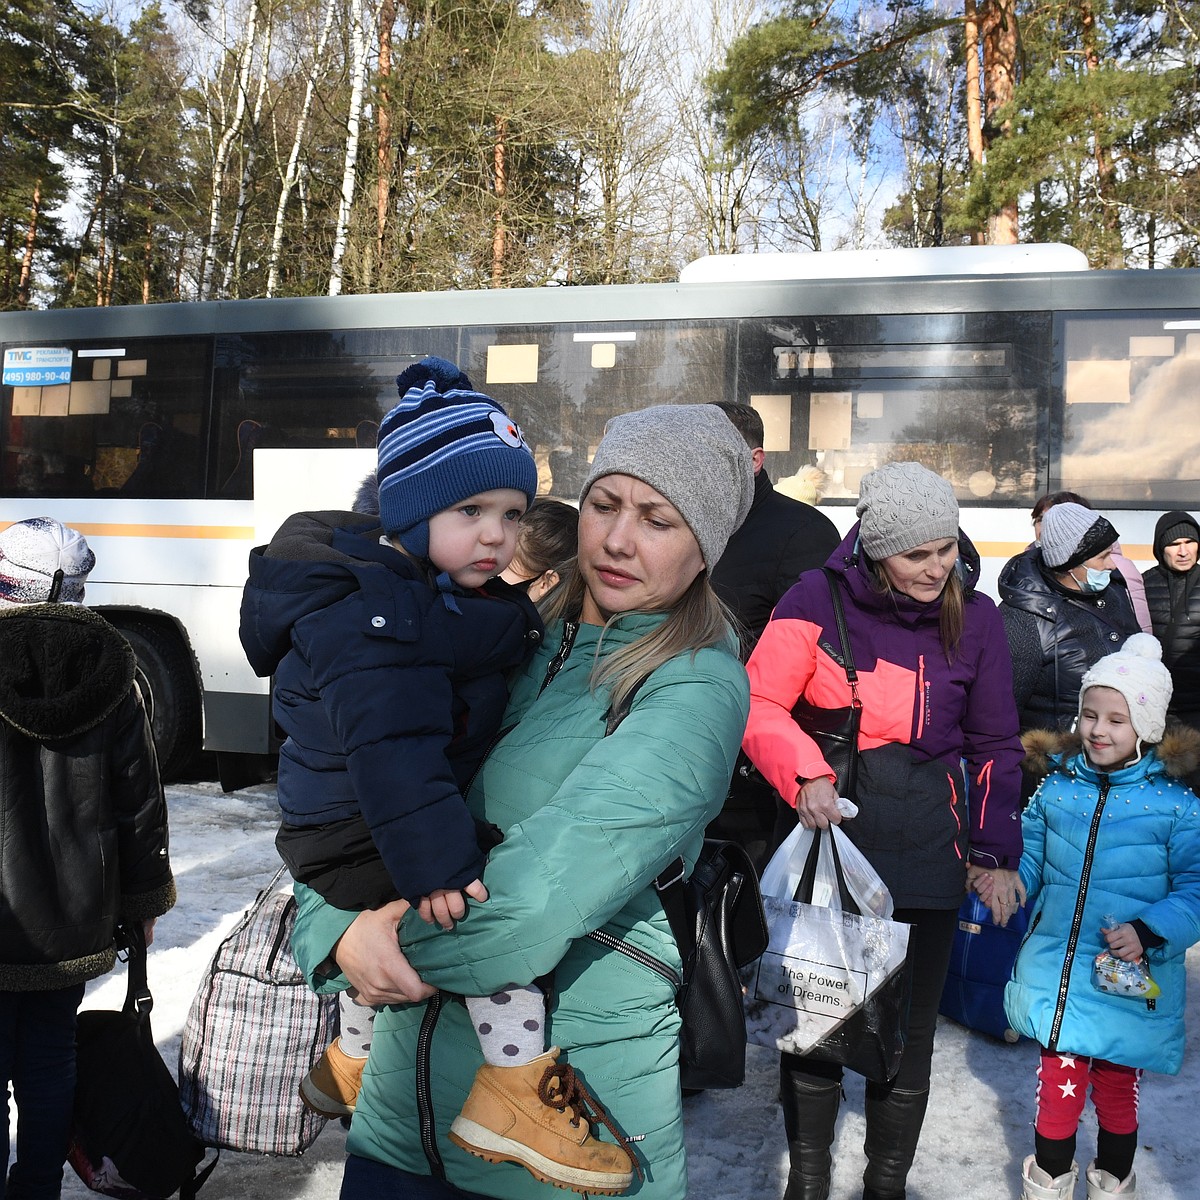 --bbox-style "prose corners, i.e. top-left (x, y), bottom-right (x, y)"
top-left (464, 984), bottom-right (546, 1066)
